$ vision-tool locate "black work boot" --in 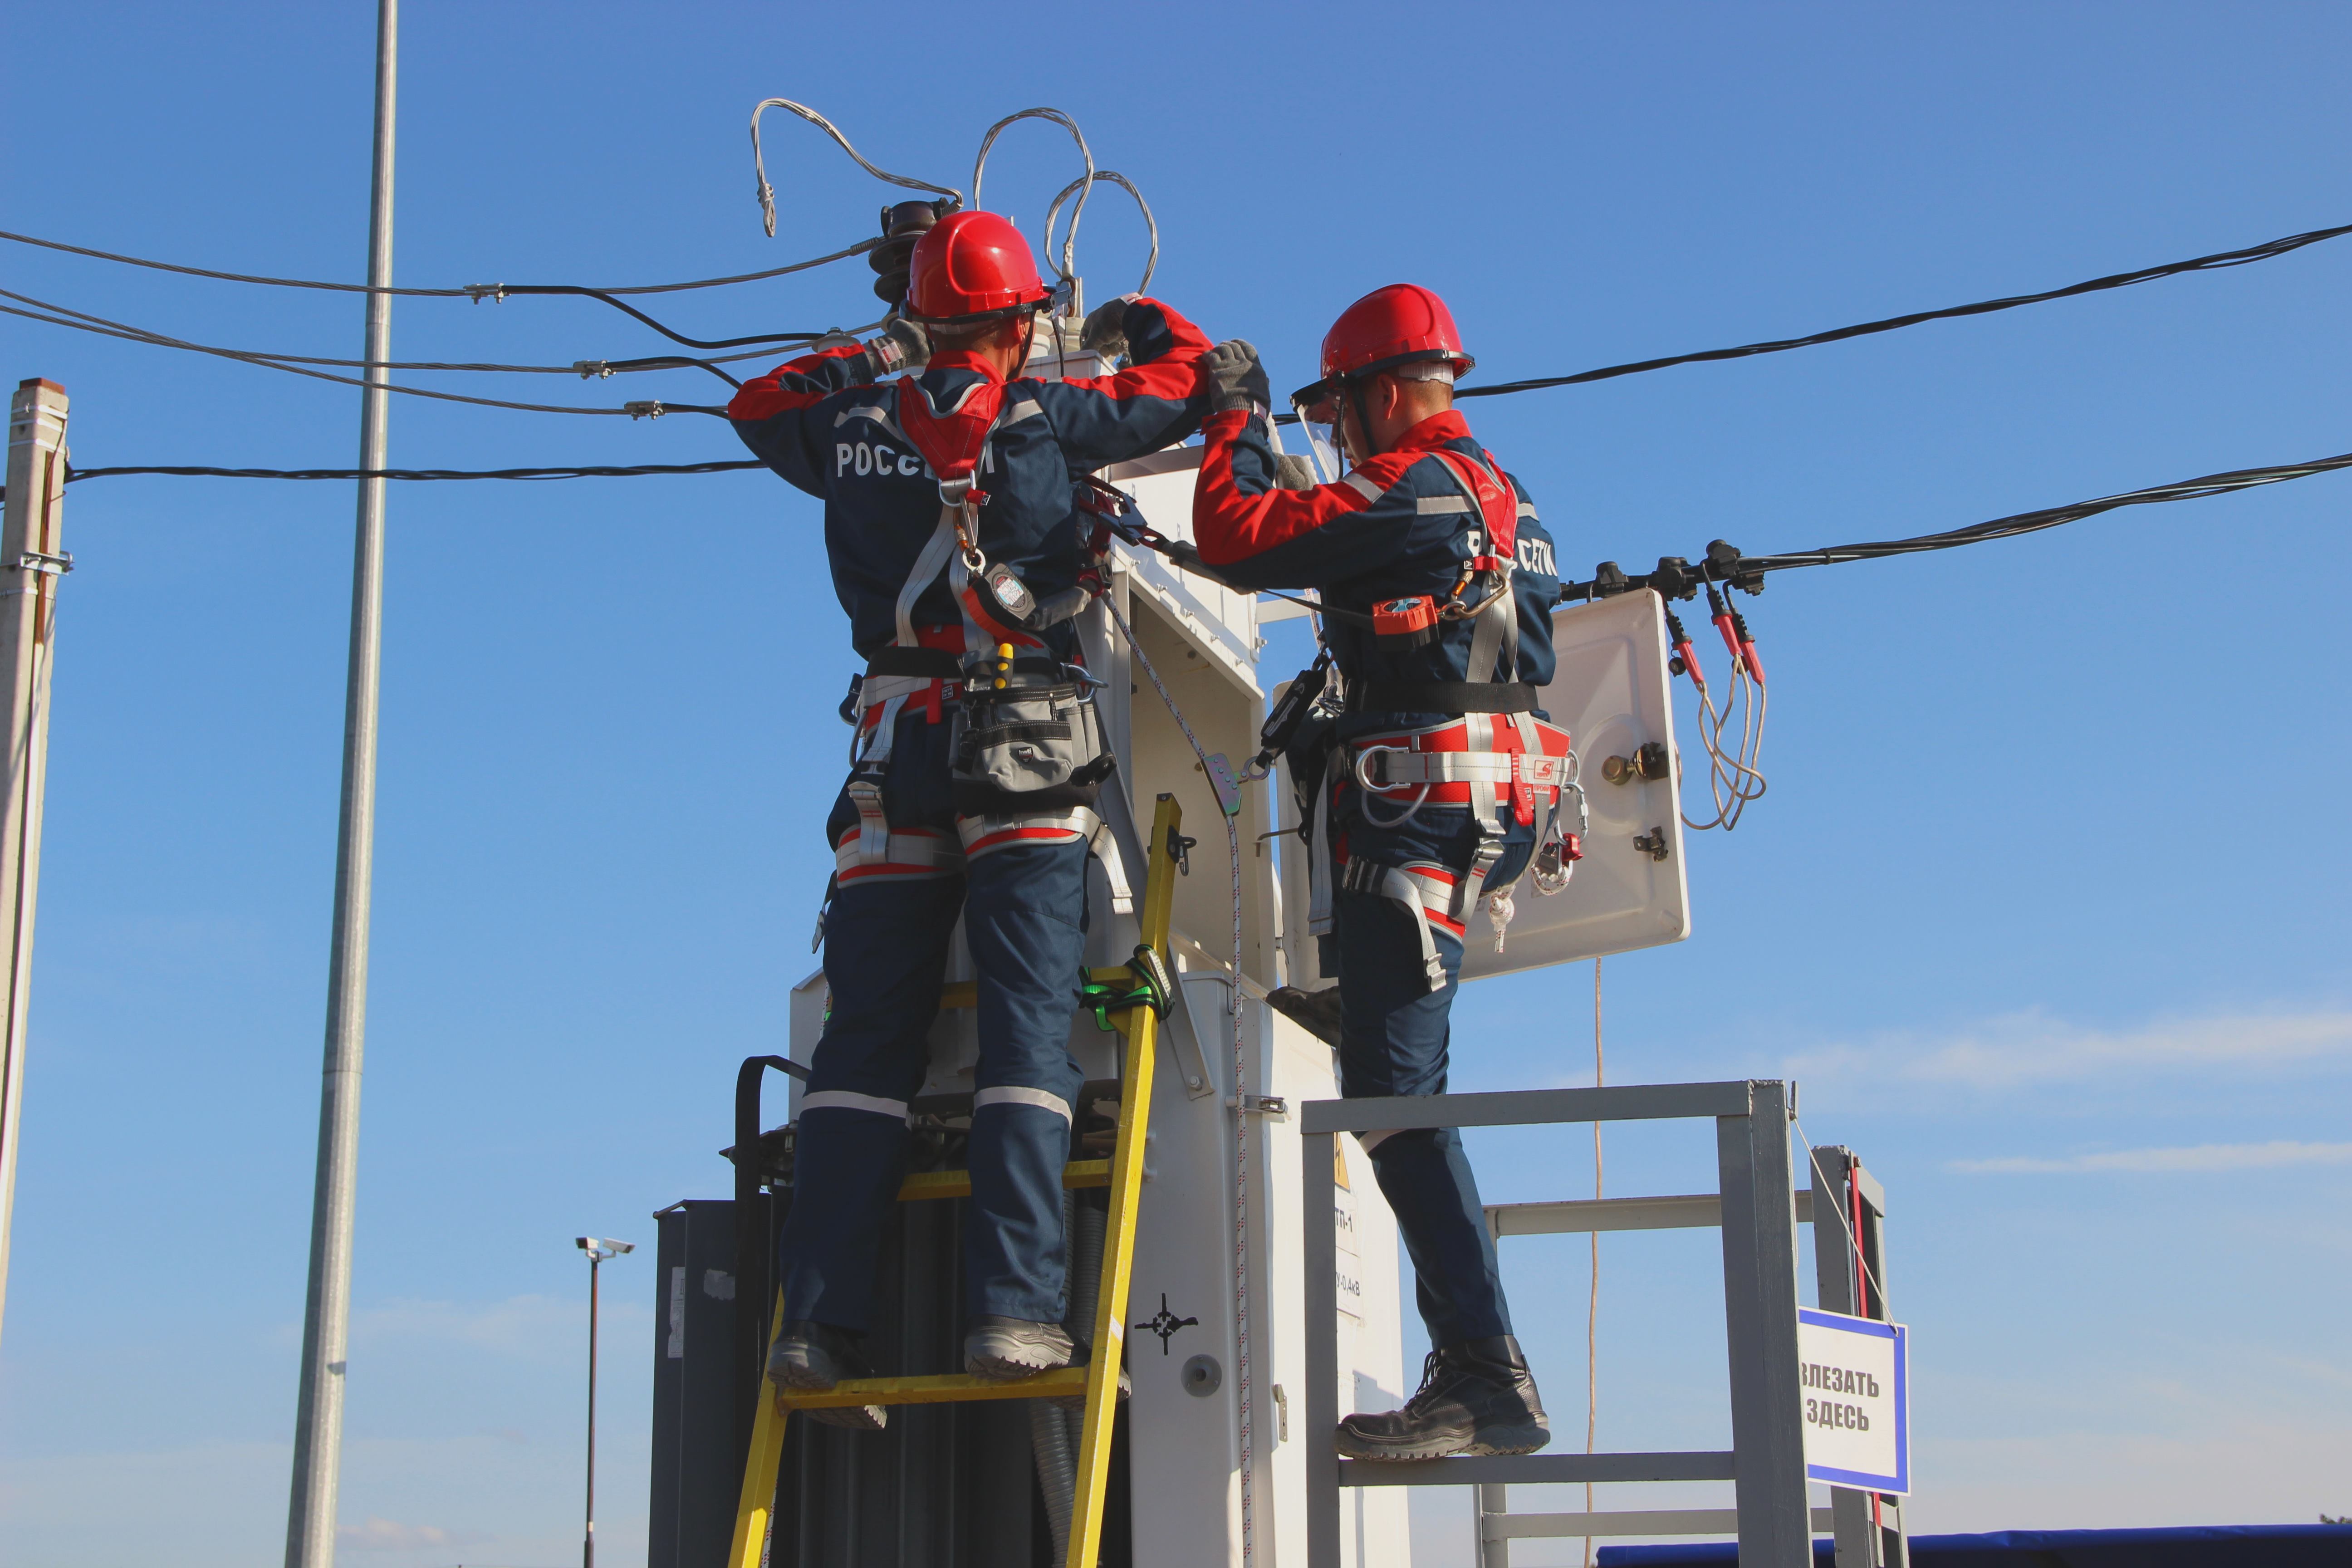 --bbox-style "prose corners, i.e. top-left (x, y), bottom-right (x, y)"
top-left (1334, 1336), bottom-right (1549, 1460)
top-left (766, 1319), bottom-right (886, 1431)
top-left (1267, 985), bottom-right (1345, 1048)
